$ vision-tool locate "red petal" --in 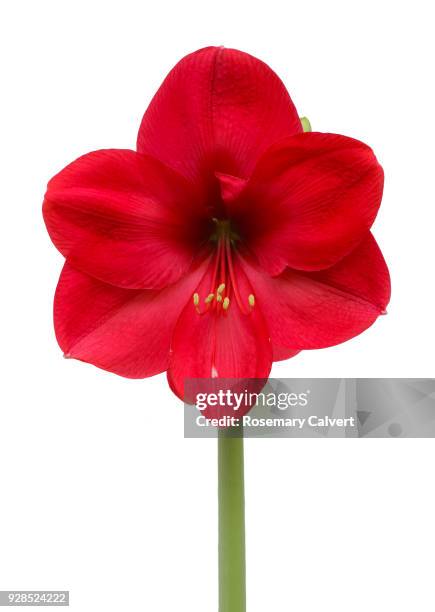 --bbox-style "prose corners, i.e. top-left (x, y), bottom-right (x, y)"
top-left (232, 132), bottom-right (384, 275)
top-left (43, 149), bottom-right (209, 289)
top-left (137, 47), bottom-right (301, 188)
top-left (215, 172), bottom-right (247, 204)
top-left (54, 259), bottom-right (208, 378)
top-left (273, 346), bottom-right (301, 362)
top-left (167, 257), bottom-right (272, 401)
top-left (242, 233), bottom-right (390, 350)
